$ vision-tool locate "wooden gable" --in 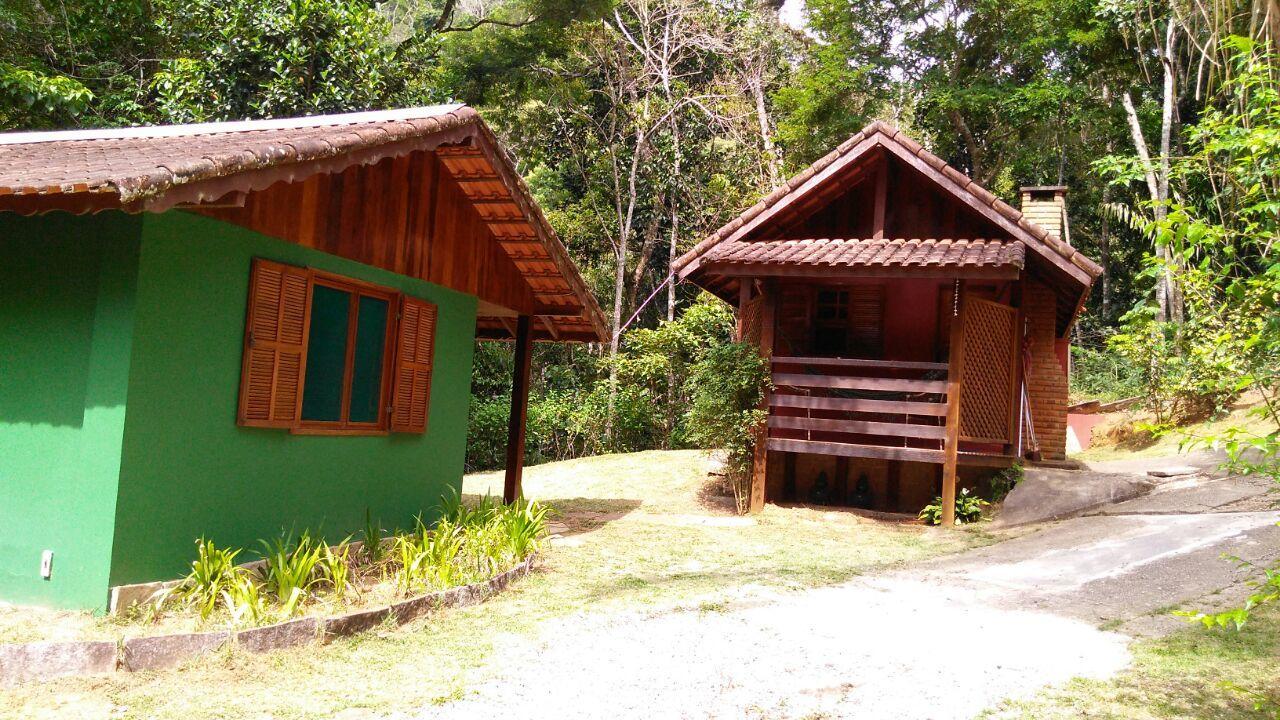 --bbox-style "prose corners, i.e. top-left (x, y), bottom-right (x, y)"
top-left (675, 122), bottom-right (1102, 335)
top-left (199, 150), bottom-right (541, 319)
